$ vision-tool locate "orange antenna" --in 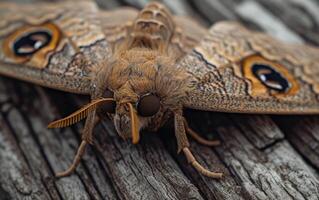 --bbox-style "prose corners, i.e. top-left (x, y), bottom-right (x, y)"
top-left (128, 103), bottom-right (140, 144)
top-left (48, 98), bottom-right (114, 129)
